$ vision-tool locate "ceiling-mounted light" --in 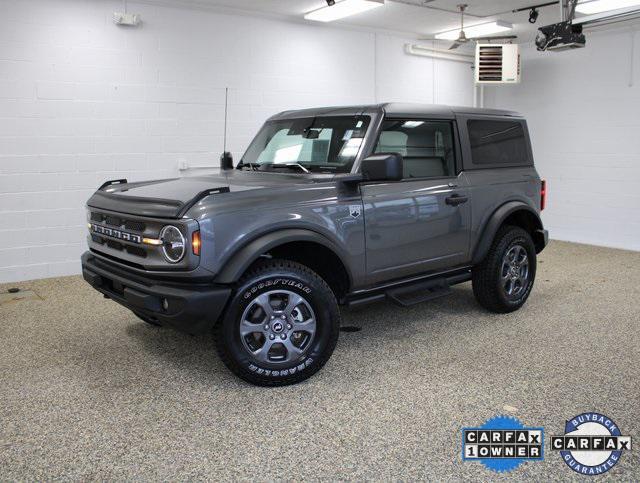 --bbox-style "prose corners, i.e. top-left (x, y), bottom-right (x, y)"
top-left (529, 7), bottom-right (539, 23)
top-left (305, 0), bottom-right (384, 22)
top-left (434, 20), bottom-right (513, 40)
top-left (402, 121), bottom-right (425, 128)
top-left (575, 0), bottom-right (640, 14)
